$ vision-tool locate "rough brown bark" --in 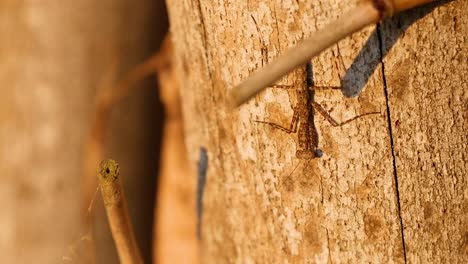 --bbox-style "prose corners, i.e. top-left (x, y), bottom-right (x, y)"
top-left (380, 1), bottom-right (467, 262)
top-left (166, 0), bottom-right (466, 263)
